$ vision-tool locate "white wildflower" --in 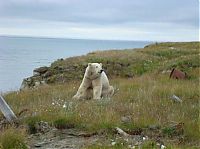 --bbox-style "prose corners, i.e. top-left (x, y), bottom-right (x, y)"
top-left (161, 144), bottom-right (166, 149)
top-left (128, 145), bottom-right (135, 149)
top-left (111, 142), bottom-right (116, 146)
top-left (63, 103), bottom-right (66, 108)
